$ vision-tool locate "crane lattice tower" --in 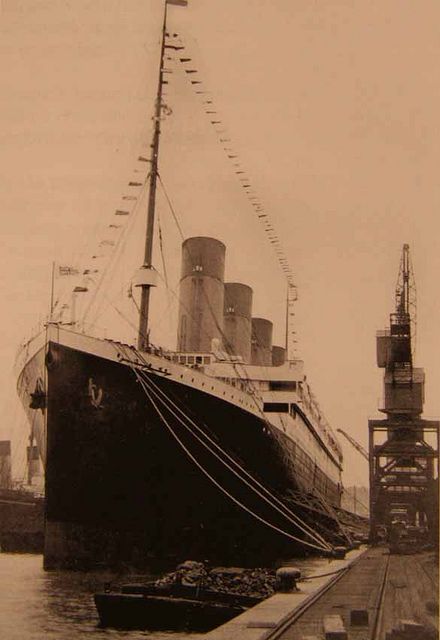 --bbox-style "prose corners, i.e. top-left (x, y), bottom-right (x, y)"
top-left (369, 244), bottom-right (439, 541)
